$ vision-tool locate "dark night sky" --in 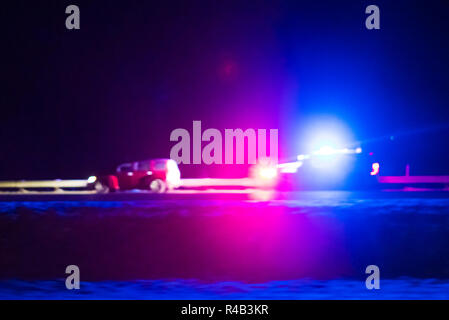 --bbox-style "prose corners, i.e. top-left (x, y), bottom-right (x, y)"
top-left (1, 1), bottom-right (449, 179)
